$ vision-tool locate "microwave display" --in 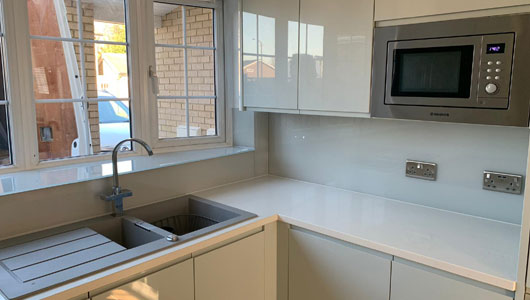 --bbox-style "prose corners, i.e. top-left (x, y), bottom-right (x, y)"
top-left (486, 43), bottom-right (505, 54)
top-left (391, 46), bottom-right (473, 98)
